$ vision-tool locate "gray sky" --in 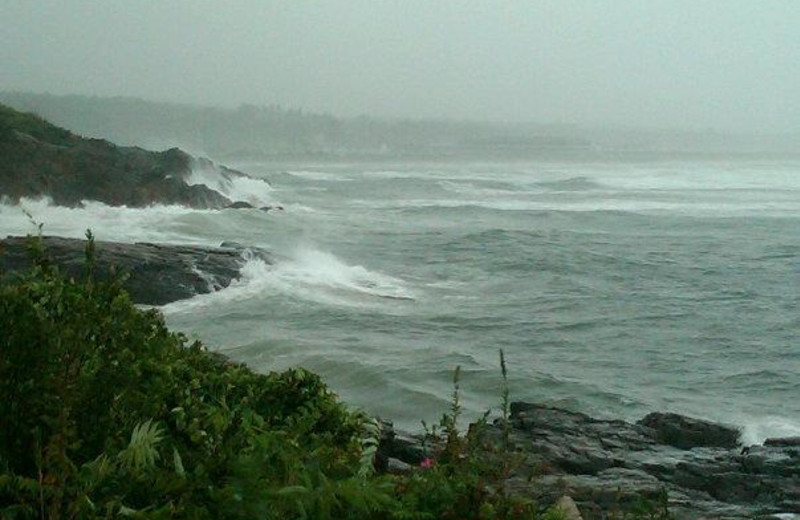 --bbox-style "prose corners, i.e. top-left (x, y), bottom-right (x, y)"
top-left (2, 1), bottom-right (799, 132)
